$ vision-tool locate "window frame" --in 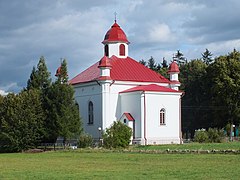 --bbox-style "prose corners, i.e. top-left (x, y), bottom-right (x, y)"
top-left (160, 108), bottom-right (166, 125)
top-left (119, 44), bottom-right (125, 56)
top-left (88, 101), bottom-right (94, 125)
top-left (104, 45), bottom-right (109, 56)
